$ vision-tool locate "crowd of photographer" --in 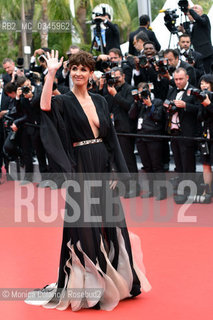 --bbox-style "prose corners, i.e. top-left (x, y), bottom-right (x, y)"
top-left (0, 1), bottom-right (213, 202)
